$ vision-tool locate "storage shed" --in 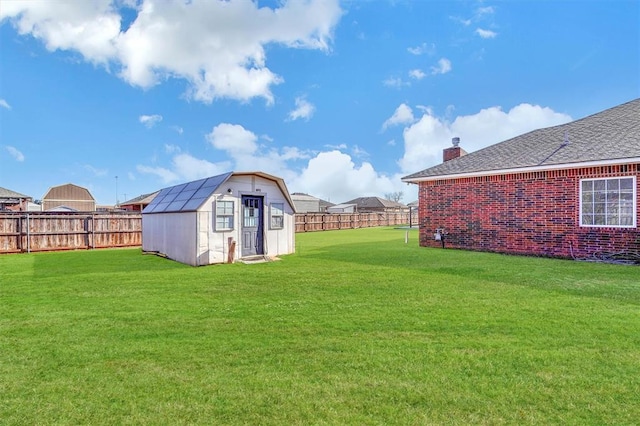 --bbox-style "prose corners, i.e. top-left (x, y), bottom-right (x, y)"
top-left (142, 171), bottom-right (296, 266)
top-left (42, 183), bottom-right (96, 211)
